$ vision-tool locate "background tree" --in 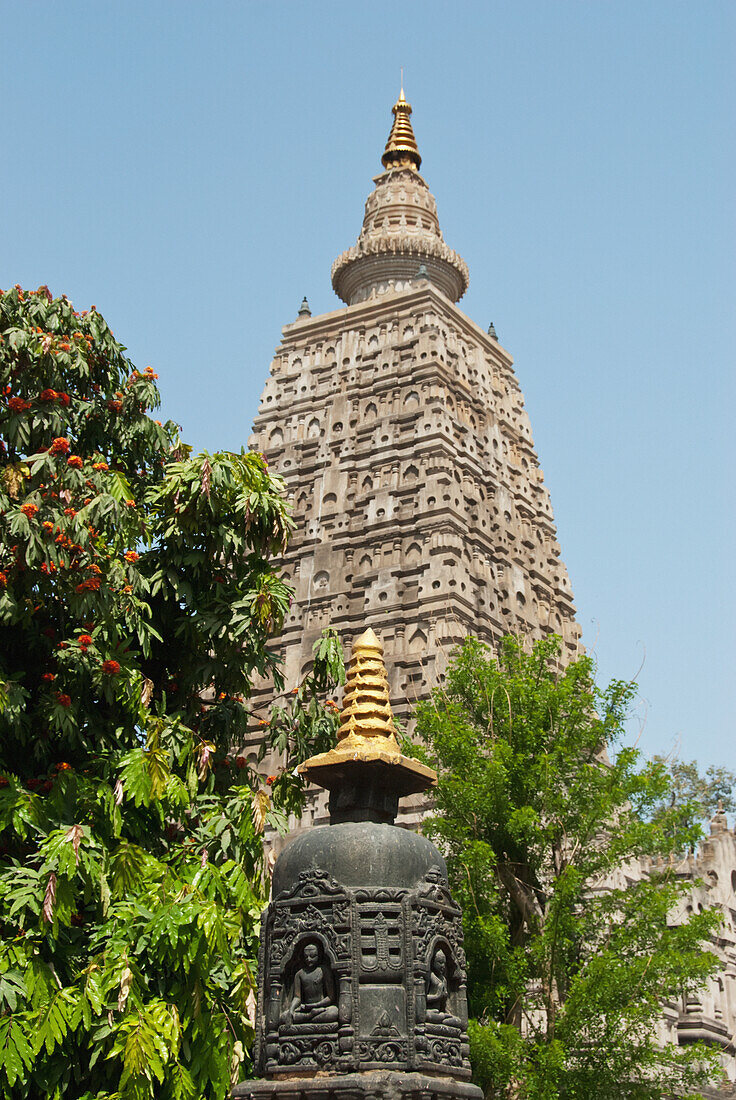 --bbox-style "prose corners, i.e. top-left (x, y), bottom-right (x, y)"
top-left (0, 285), bottom-right (342, 1100)
top-left (415, 634), bottom-right (723, 1100)
top-left (650, 756), bottom-right (736, 833)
